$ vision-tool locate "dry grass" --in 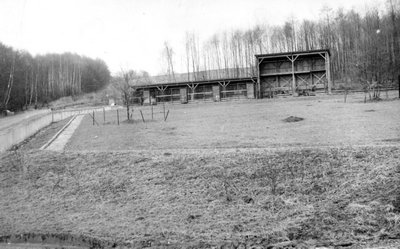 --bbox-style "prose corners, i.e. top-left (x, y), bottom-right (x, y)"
top-left (2, 93), bottom-right (400, 248)
top-left (66, 93), bottom-right (400, 151)
top-left (1, 146), bottom-right (400, 248)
